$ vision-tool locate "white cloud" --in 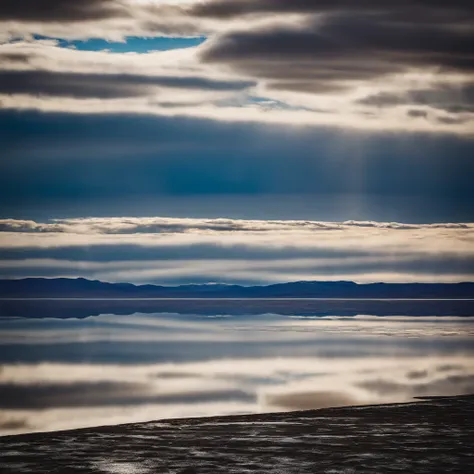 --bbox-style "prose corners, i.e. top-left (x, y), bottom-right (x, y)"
top-left (0, 217), bottom-right (473, 284)
top-left (1, 5), bottom-right (473, 134)
top-left (1, 216), bottom-right (473, 233)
